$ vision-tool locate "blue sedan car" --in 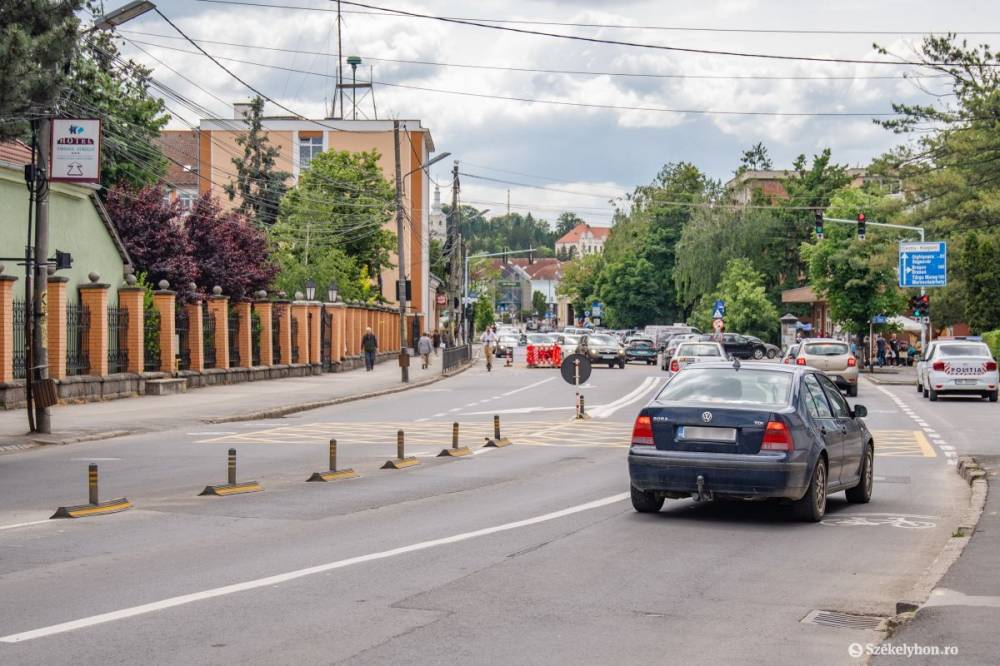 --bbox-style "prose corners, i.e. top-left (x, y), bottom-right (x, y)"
top-left (628, 362), bottom-right (874, 521)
